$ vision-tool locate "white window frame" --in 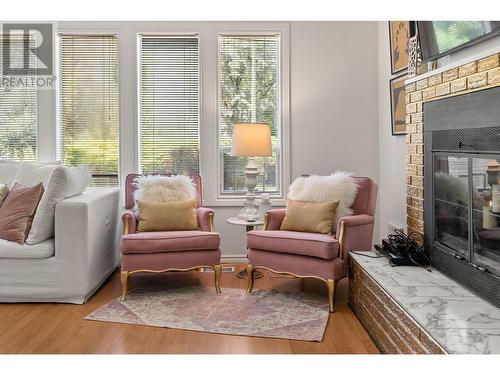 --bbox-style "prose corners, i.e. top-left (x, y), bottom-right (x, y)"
top-left (211, 29), bottom-right (290, 206)
top-left (55, 31), bottom-right (121, 186)
top-left (136, 32), bottom-right (201, 175)
top-left (0, 30), bottom-right (40, 162)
